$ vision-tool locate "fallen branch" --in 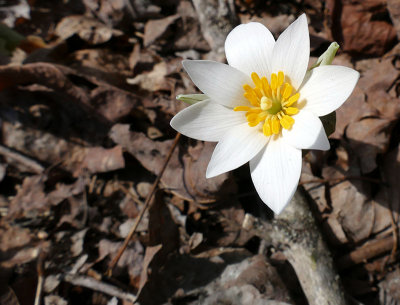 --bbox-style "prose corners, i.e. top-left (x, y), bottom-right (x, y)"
top-left (337, 235), bottom-right (394, 270)
top-left (62, 274), bottom-right (136, 303)
top-left (243, 187), bottom-right (347, 305)
top-left (0, 144), bottom-right (44, 174)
